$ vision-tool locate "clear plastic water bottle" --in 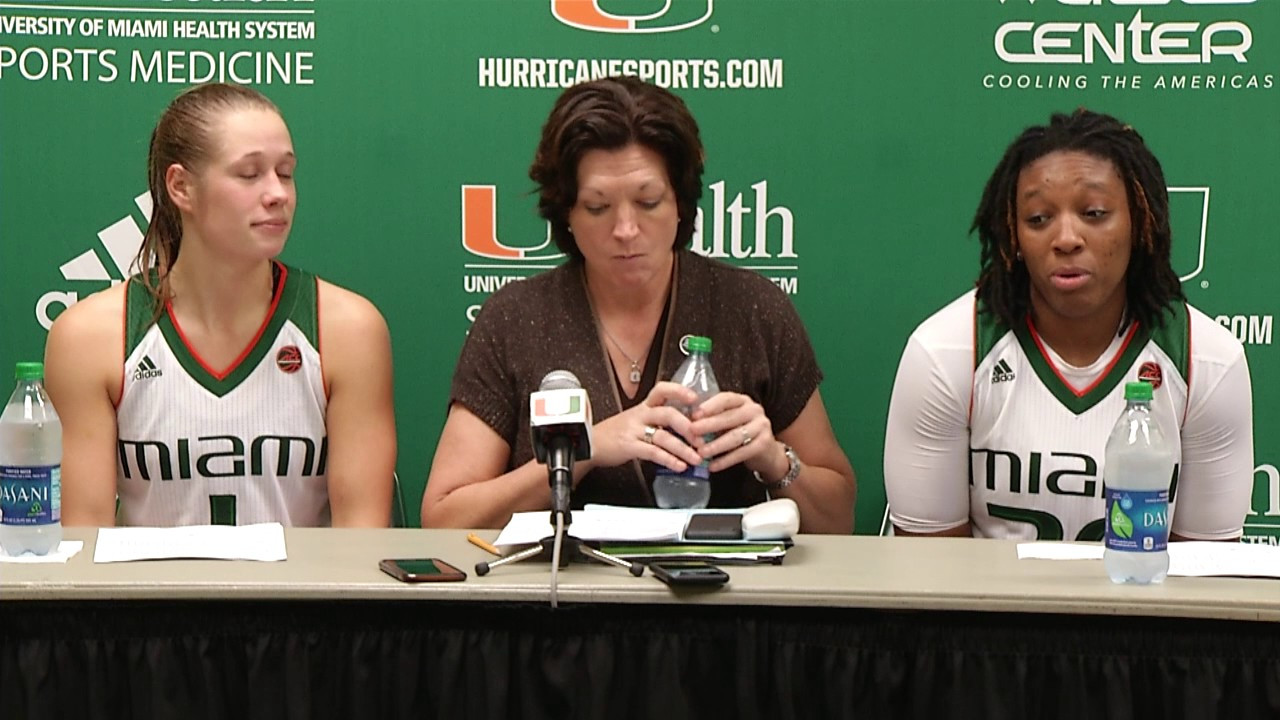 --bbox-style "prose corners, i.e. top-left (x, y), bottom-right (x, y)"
top-left (653, 336), bottom-right (718, 509)
top-left (0, 362), bottom-right (63, 556)
top-left (1103, 381), bottom-right (1172, 584)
